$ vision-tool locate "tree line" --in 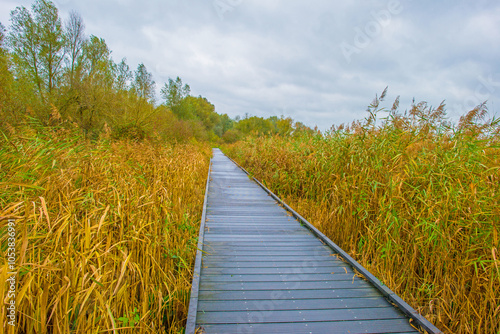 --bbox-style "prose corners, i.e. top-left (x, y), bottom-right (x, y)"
top-left (0, 0), bottom-right (312, 143)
